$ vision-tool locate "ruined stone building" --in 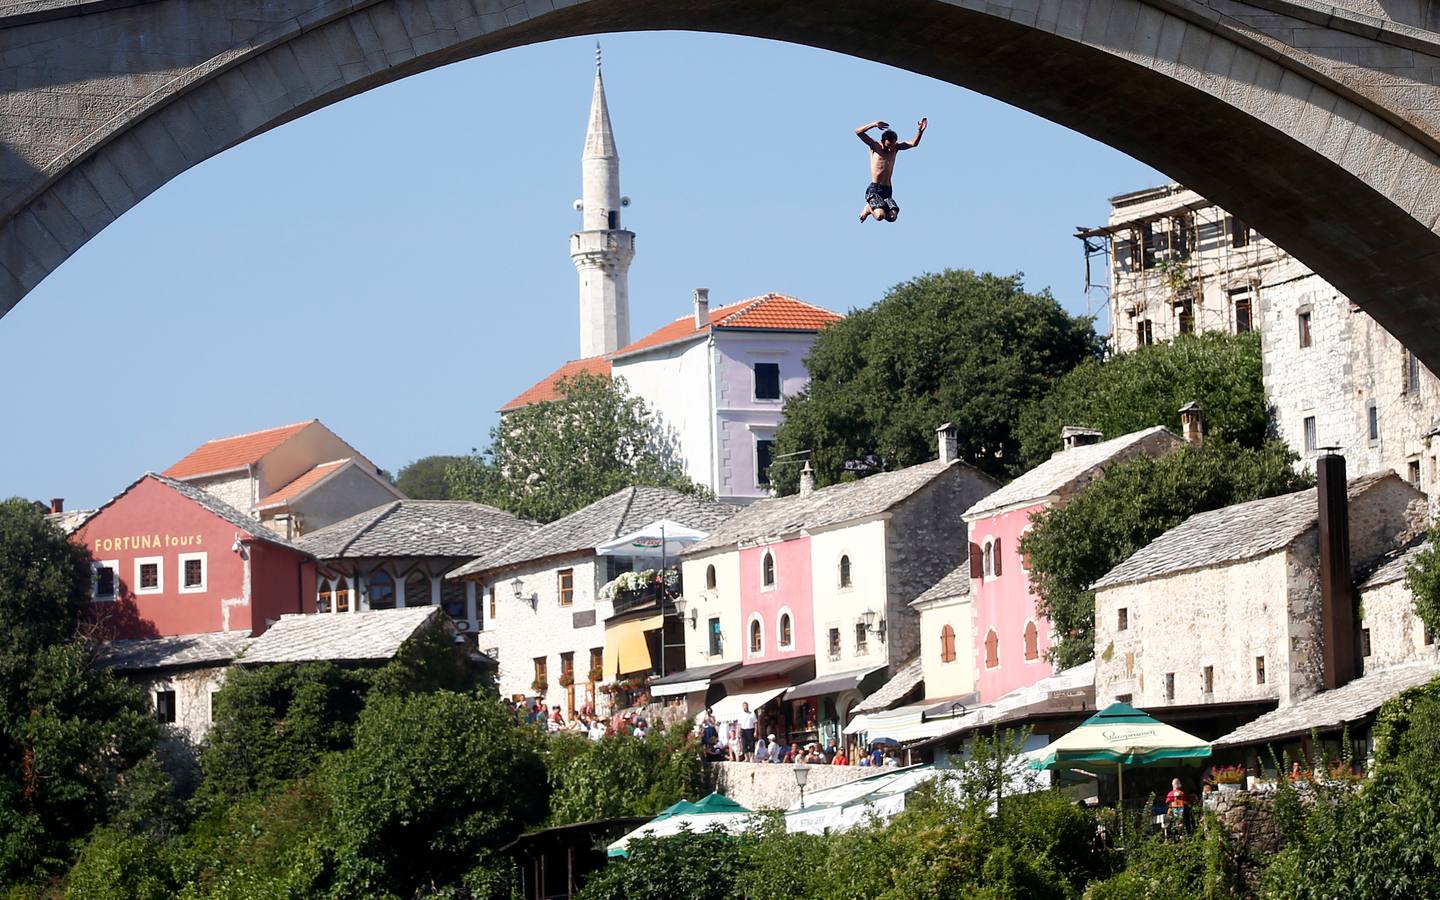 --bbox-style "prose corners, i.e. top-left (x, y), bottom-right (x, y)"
top-left (1080, 183), bottom-right (1440, 493)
